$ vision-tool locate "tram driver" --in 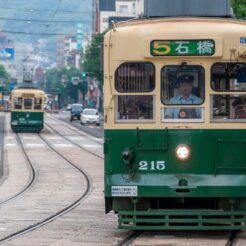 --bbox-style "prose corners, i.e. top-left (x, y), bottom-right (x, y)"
top-left (165, 74), bottom-right (202, 119)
